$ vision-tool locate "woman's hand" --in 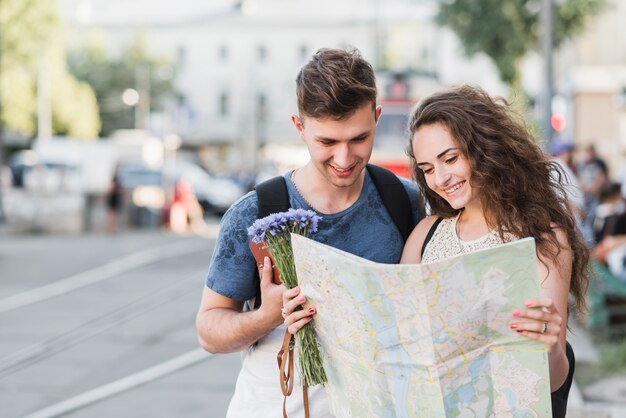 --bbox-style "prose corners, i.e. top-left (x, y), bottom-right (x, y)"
top-left (509, 298), bottom-right (562, 353)
top-left (281, 286), bottom-right (316, 335)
